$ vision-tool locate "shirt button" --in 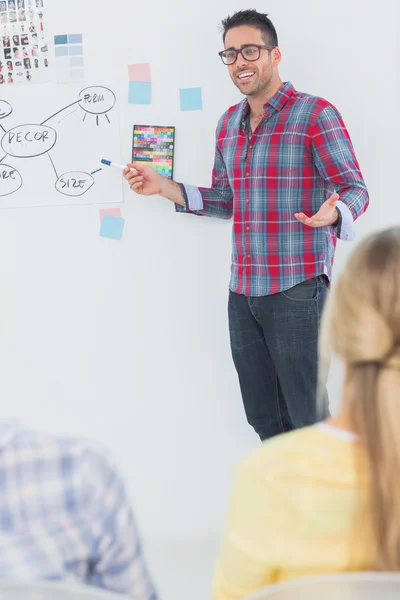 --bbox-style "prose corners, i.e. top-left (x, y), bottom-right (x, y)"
top-left (246, 226), bottom-right (250, 231)
top-left (245, 199), bottom-right (250, 204)
top-left (249, 145), bottom-right (253, 149)
top-left (245, 172), bottom-right (250, 177)
top-left (247, 254), bottom-right (251, 259)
